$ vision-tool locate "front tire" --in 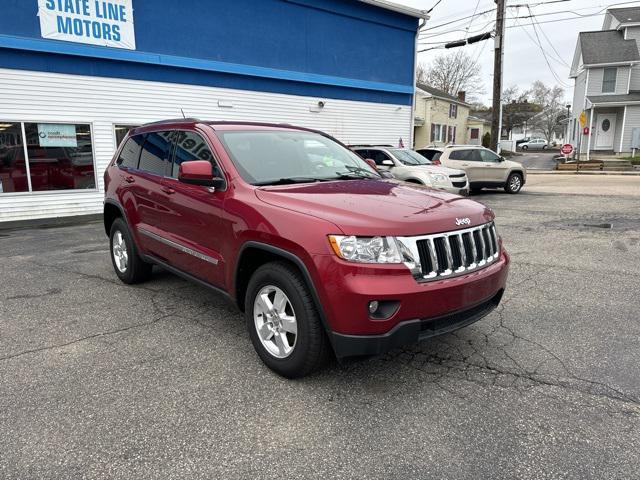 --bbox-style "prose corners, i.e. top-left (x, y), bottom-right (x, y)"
top-left (245, 261), bottom-right (330, 378)
top-left (522, 145), bottom-right (528, 150)
top-left (109, 218), bottom-right (152, 284)
top-left (505, 173), bottom-right (523, 194)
